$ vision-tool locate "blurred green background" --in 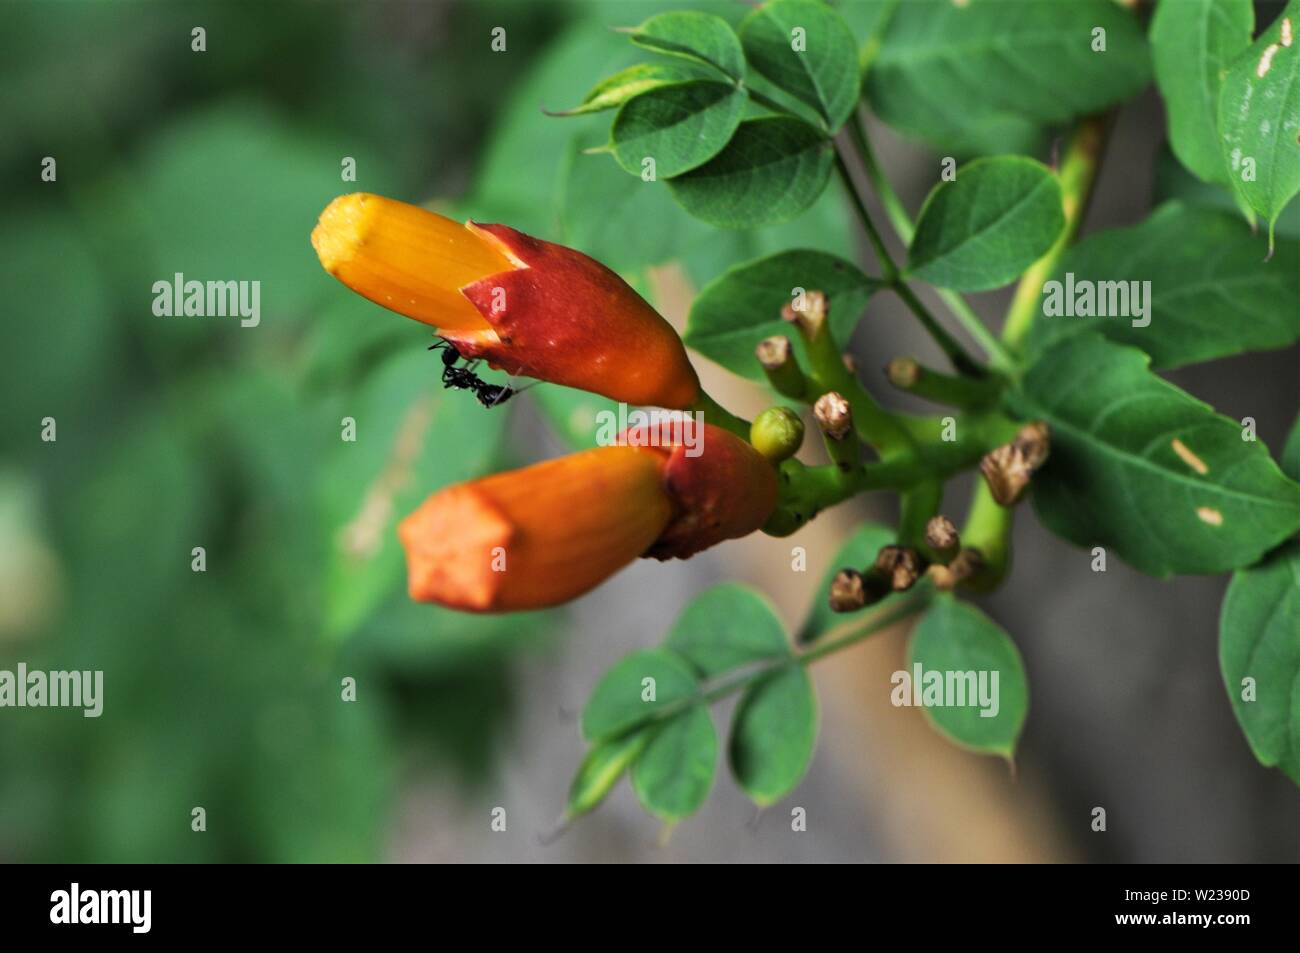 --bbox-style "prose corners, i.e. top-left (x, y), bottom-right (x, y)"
top-left (0, 0), bottom-right (867, 862)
